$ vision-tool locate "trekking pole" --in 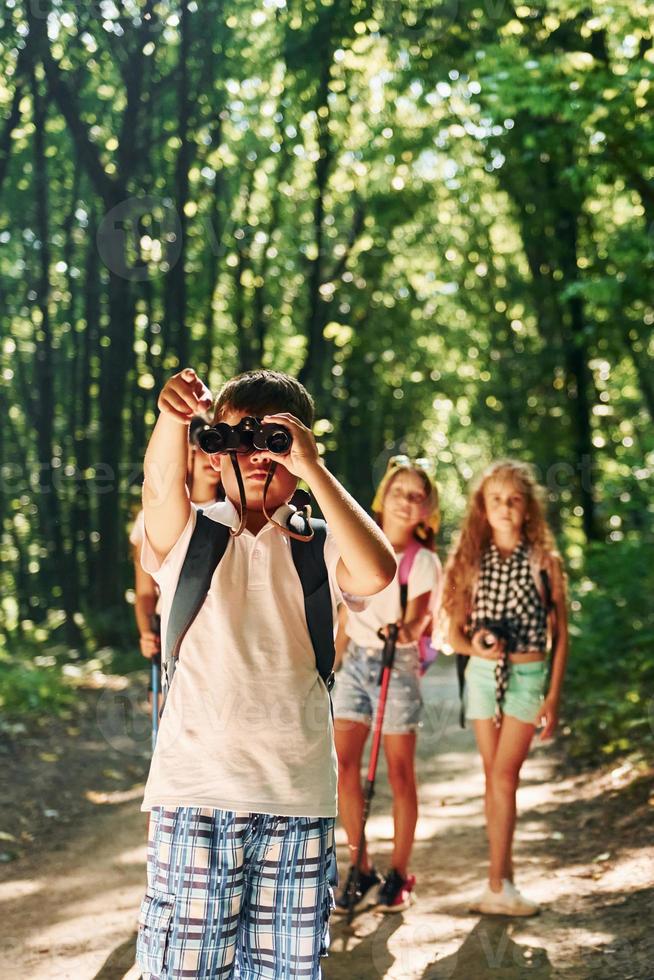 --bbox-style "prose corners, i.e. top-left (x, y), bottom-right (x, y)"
top-left (346, 622), bottom-right (399, 925)
top-left (151, 656), bottom-right (160, 751)
top-left (150, 613), bottom-right (161, 752)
